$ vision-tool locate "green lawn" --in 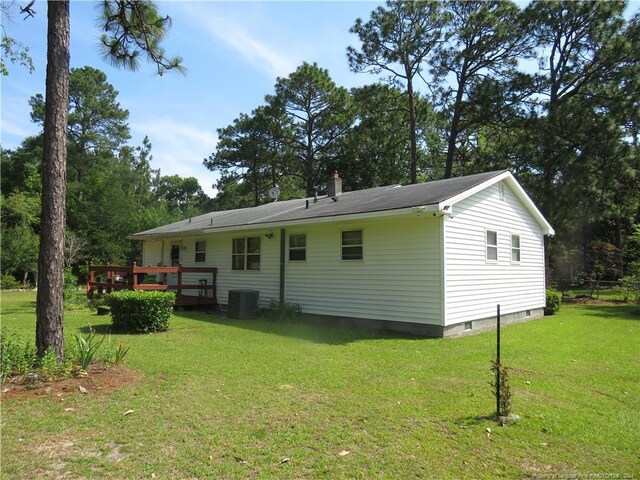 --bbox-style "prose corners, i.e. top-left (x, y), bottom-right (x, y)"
top-left (1, 291), bottom-right (639, 479)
